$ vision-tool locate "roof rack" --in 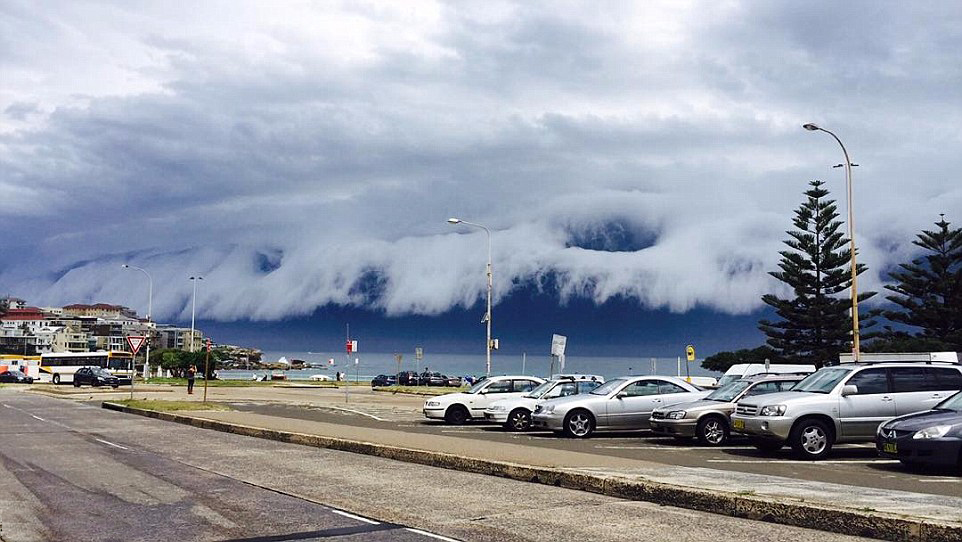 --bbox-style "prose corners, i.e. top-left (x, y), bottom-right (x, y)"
top-left (837, 351), bottom-right (960, 364)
